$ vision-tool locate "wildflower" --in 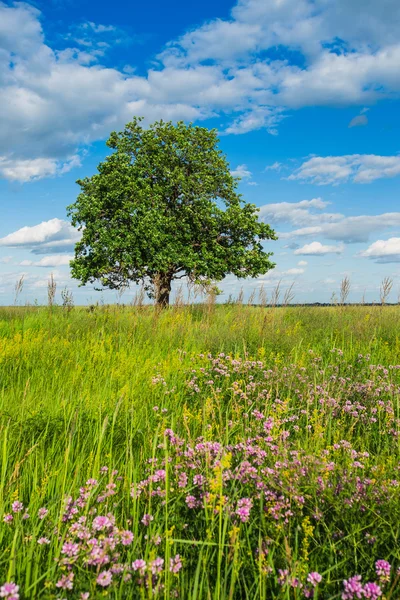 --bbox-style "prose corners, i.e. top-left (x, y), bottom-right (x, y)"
top-left (170, 555), bottom-right (182, 574)
top-left (363, 582), bottom-right (382, 599)
top-left (178, 472), bottom-right (188, 488)
top-left (132, 559), bottom-right (146, 574)
top-left (307, 572), bottom-right (322, 587)
top-left (61, 542), bottom-right (80, 557)
top-left (3, 515), bottom-right (13, 524)
top-left (141, 514), bottom-right (153, 526)
top-left (37, 537), bottom-right (50, 545)
top-left (235, 498), bottom-right (253, 523)
top-left (100, 466), bottom-right (108, 473)
top-left (185, 495), bottom-right (197, 508)
top-left (151, 557), bottom-right (164, 574)
top-left (0, 582), bottom-right (19, 599)
top-left (342, 575), bottom-right (363, 599)
top-left (92, 516), bottom-right (112, 531)
top-left (86, 479), bottom-right (98, 487)
top-left (11, 502), bottom-right (23, 514)
top-left (38, 508), bottom-right (48, 520)
top-left (96, 571), bottom-right (112, 587)
top-left (120, 530), bottom-right (134, 546)
top-left (80, 594), bottom-right (90, 600)
top-left (22, 513), bottom-right (29, 520)
top-left (56, 572), bottom-right (74, 591)
top-left (375, 560), bottom-right (391, 582)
